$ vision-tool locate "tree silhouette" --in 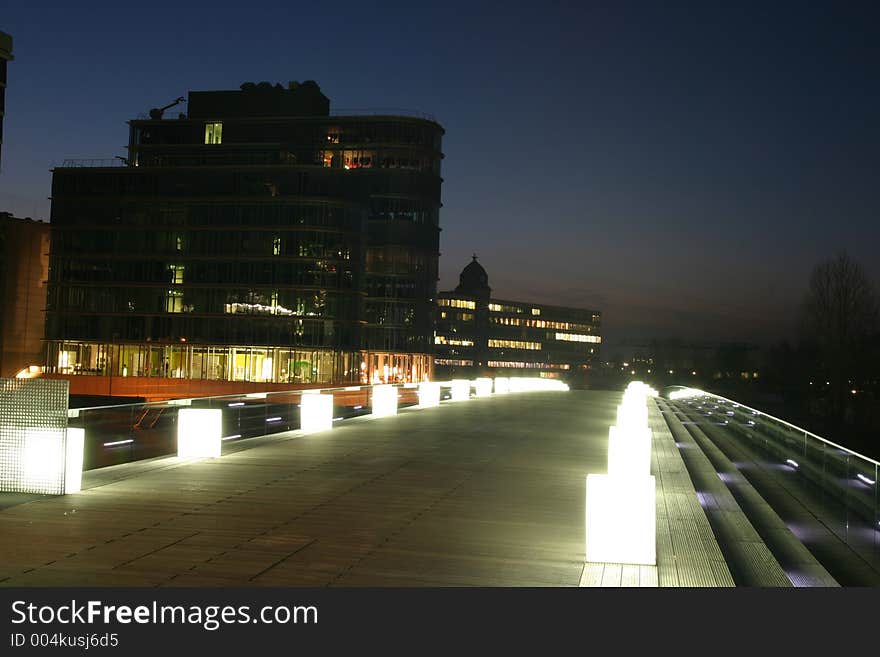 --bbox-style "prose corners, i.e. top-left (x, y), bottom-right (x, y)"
top-left (800, 252), bottom-right (878, 419)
